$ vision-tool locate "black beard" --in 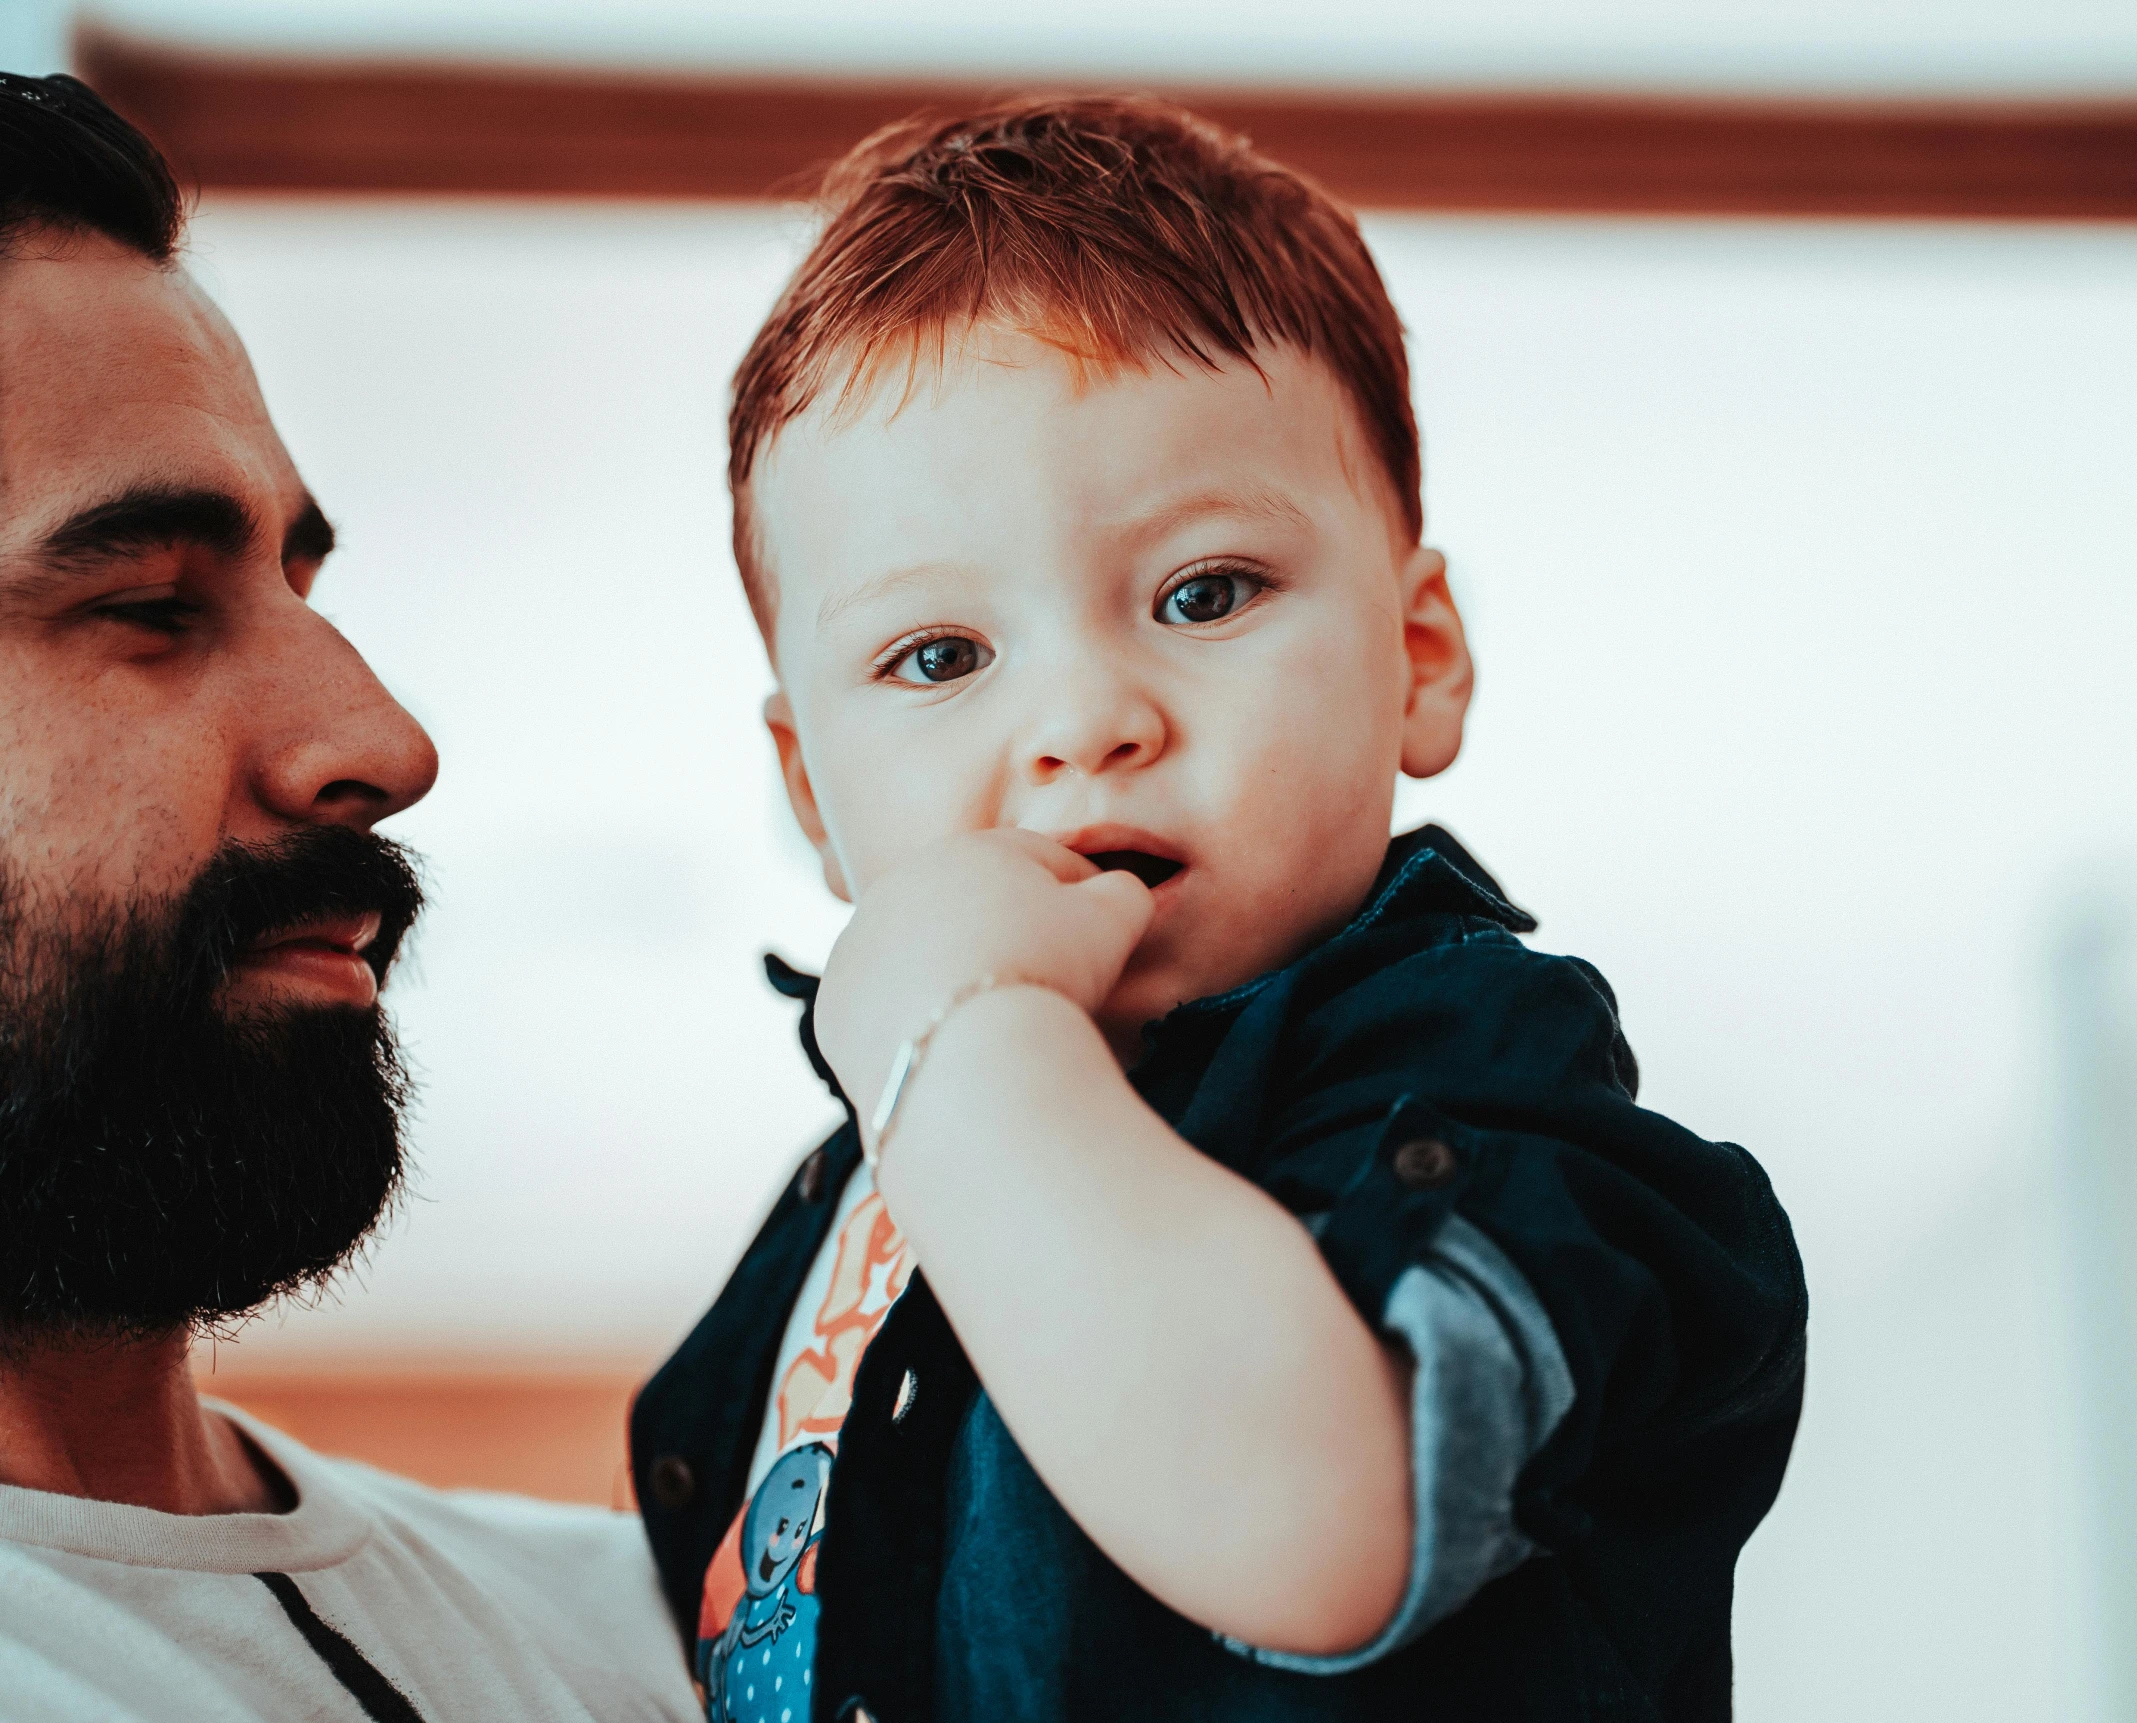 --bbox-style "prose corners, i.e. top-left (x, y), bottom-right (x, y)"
top-left (0, 827), bottom-right (425, 1341)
